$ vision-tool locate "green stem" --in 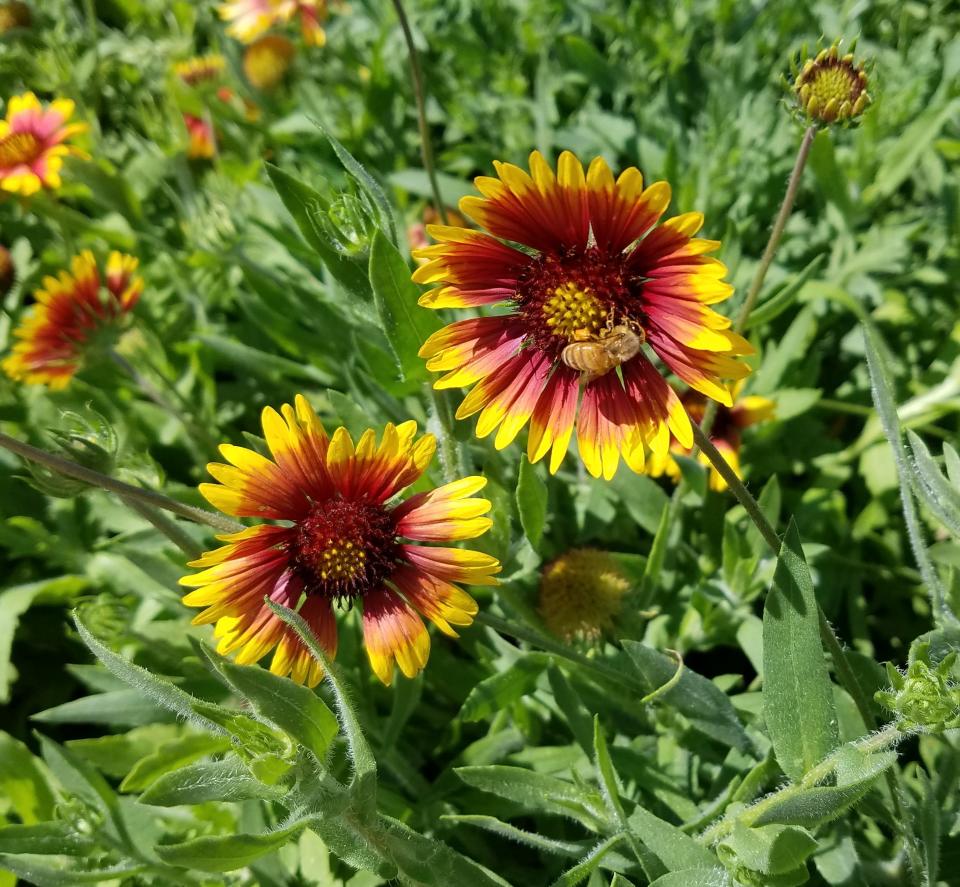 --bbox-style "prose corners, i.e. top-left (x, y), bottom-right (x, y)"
top-left (0, 431), bottom-right (242, 534)
top-left (426, 384), bottom-right (466, 481)
top-left (701, 723), bottom-right (910, 844)
top-left (390, 0), bottom-right (449, 226)
top-left (733, 125), bottom-right (817, 333)
top-left (122, 498), bottom-right (202, 559)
